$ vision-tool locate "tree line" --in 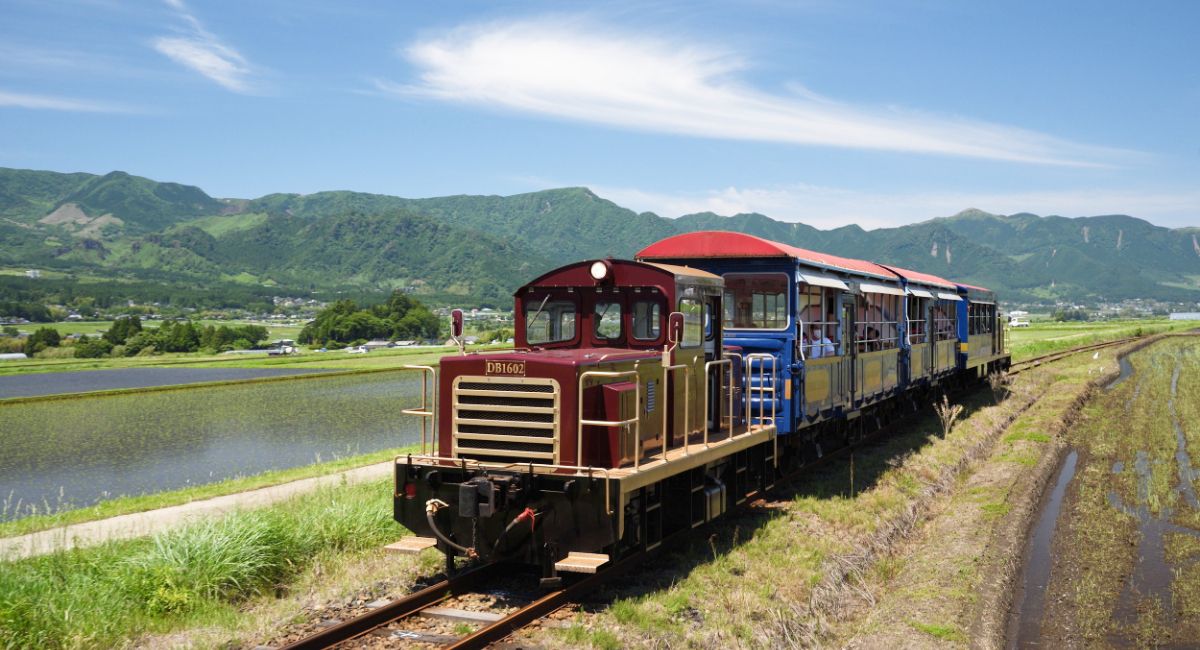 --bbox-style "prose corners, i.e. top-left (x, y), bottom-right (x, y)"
top-left (17, 317), bottom-right (271, 358)
top-left (298, 290), bottom-right (440, 347)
